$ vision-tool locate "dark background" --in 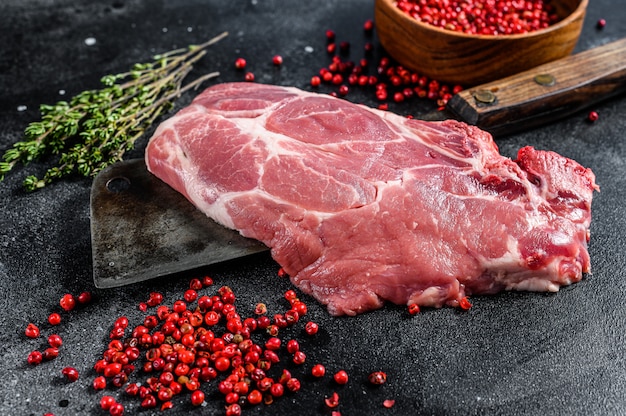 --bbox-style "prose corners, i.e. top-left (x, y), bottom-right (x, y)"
top-left (1, 1), bottom-right (625, 415)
